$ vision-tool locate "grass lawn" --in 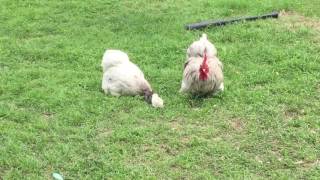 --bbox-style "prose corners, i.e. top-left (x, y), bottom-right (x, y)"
top-left (1, 0), bottom-right (320, 179)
